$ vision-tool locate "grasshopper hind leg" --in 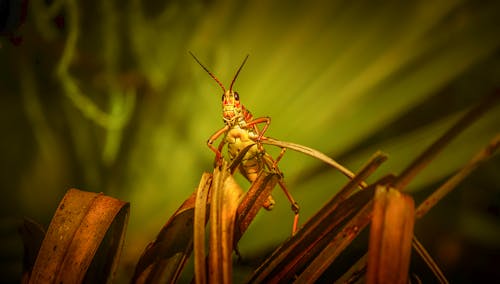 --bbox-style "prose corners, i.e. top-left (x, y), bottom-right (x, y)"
top-left (263, 151), bottom-right (300, 234)
top-left (277, 179), bottom-right (300, 234)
